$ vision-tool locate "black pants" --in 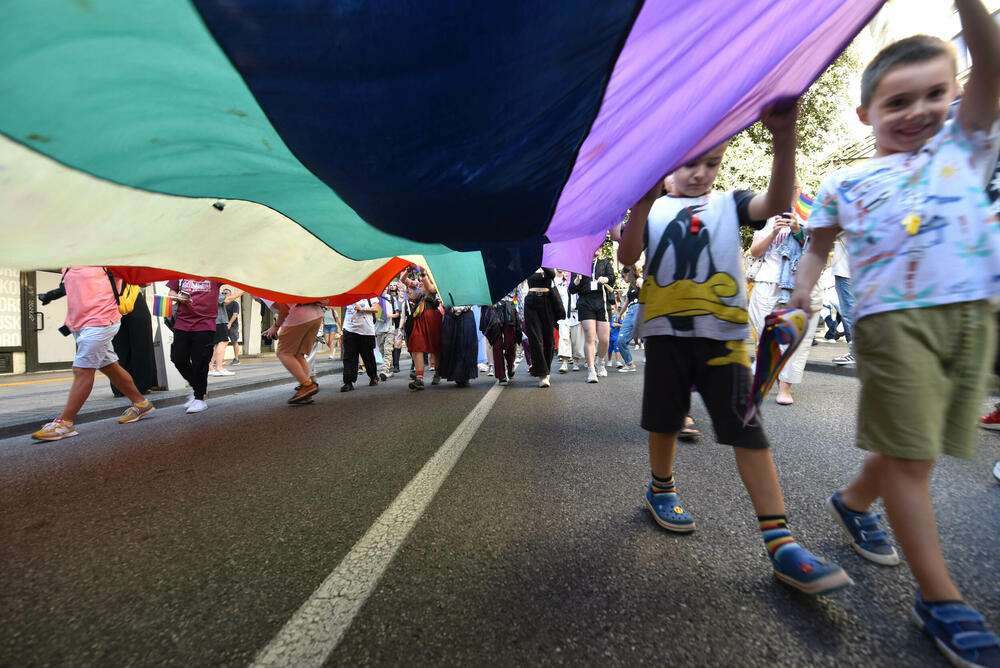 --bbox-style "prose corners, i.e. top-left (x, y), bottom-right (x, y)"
top-left (111, 296), bottom-right (157, 395)
top-left (524, 292), bottom-right (556, 377)
top-left (170, 329), bottom-right (214, 399)
top-left (342, 330), bottom-right (377, 385)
